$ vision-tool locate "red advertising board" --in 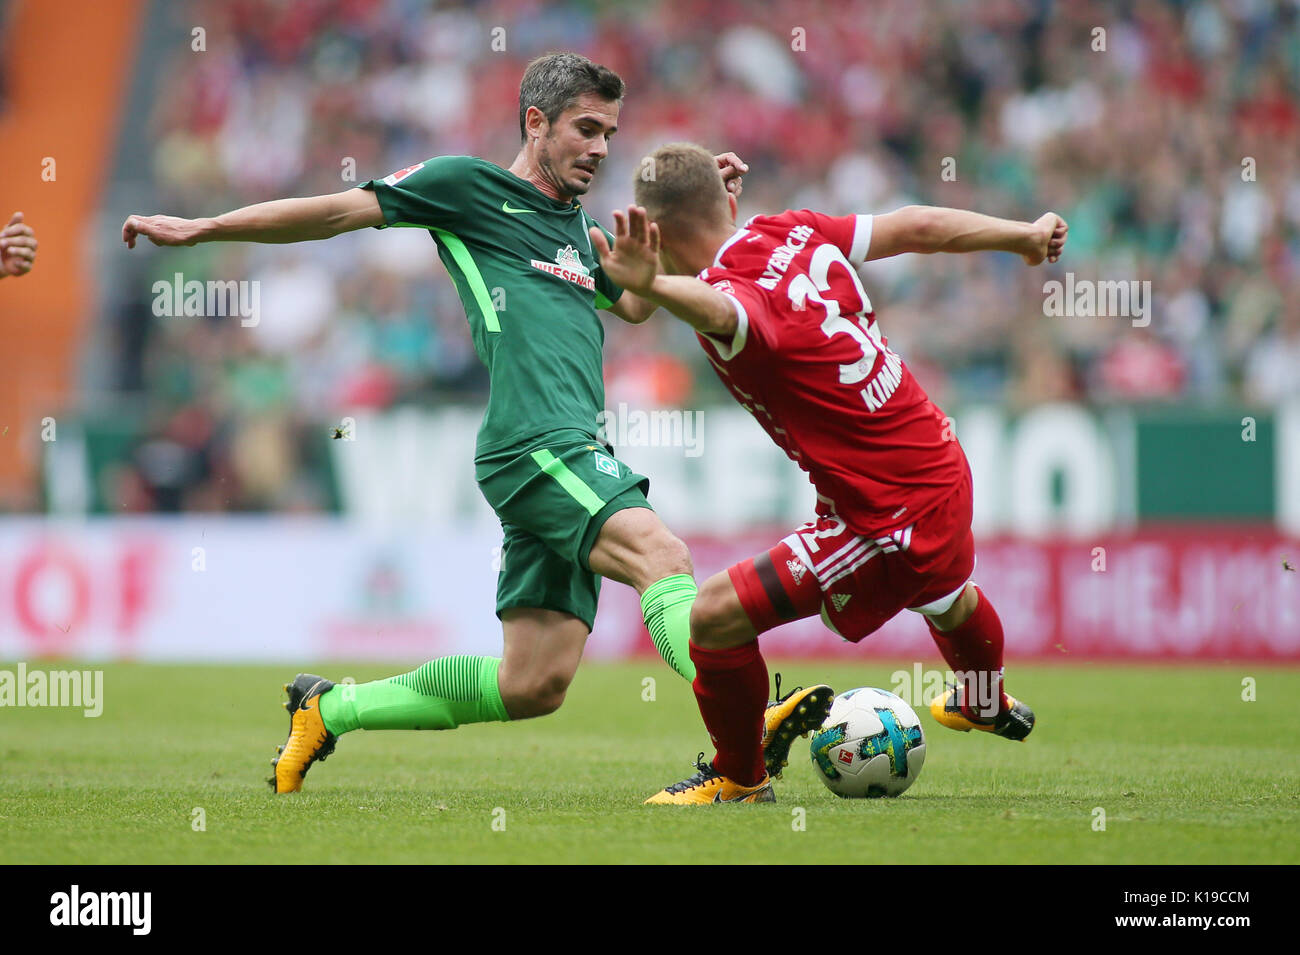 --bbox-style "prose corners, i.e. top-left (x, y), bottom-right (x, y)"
top-left (595, 526), bottom-right (1300, 662)
top-left (0, 521), bottom-right (1295, 662)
